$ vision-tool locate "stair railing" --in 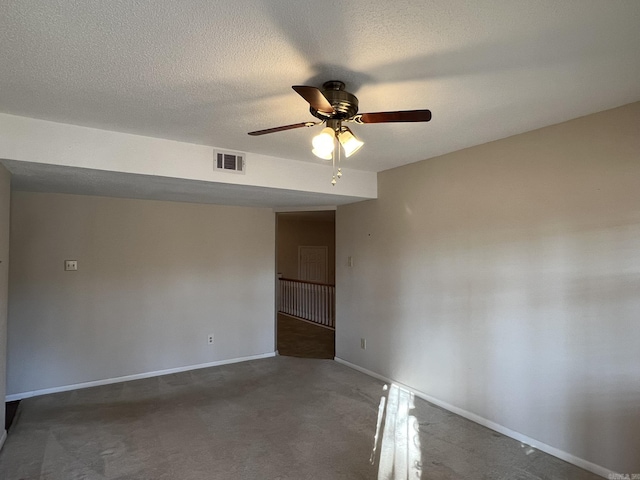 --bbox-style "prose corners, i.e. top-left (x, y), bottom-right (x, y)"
top-left (277, 278), bottom-right (335, 329)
